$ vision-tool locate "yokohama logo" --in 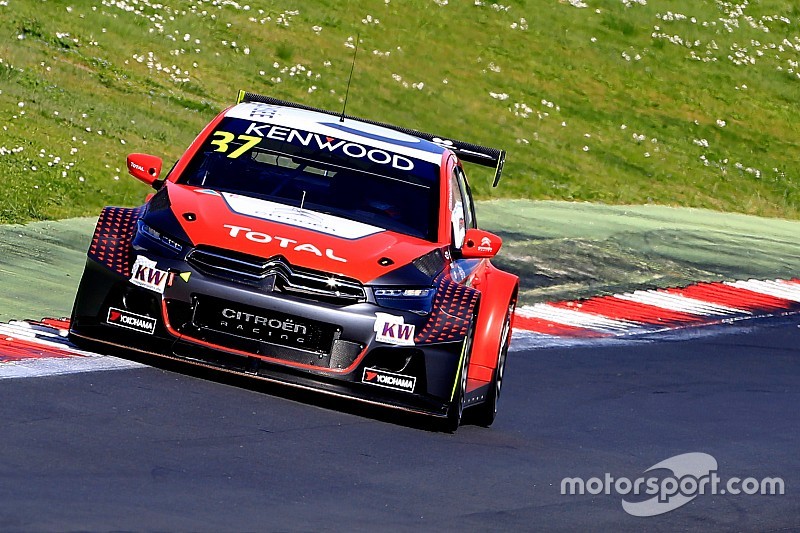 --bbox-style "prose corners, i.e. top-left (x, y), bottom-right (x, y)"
top-left (362, 367), bottom-right (416, 393)
top-left (106, 307), bottom-right (157, 335)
